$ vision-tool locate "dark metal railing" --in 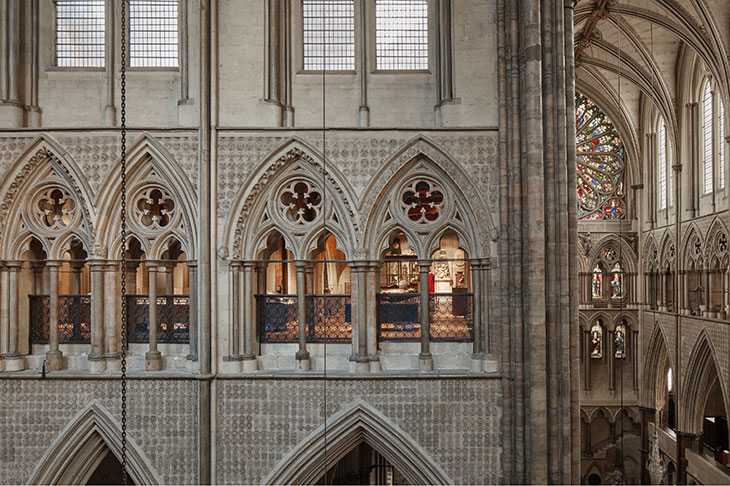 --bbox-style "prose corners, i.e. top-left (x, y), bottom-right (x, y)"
top-left (257, 294), bottom-right (352, 343)
top-left (429, 293), bottom-right (473, 342)
top-left (29, 295), bottom-right (91, 344)
top-left (126, 295), bottom-right (190, 344)
top-left (378, 293), bottom-right (421, 341)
